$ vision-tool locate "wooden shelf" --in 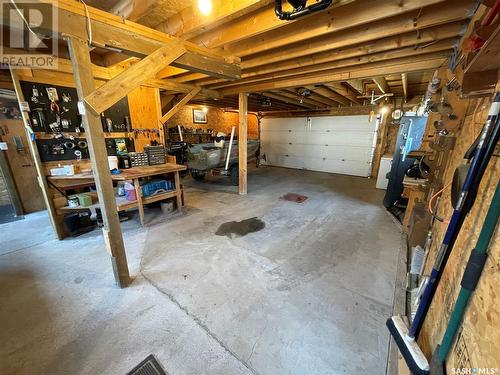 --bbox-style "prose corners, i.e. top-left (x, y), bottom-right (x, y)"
top-left (56, 190), bottom-right (177, 214)
top-left (464, 23), bottom-right (500, 74)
